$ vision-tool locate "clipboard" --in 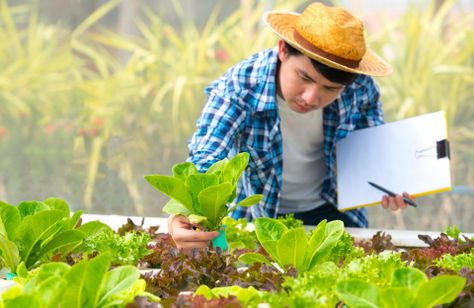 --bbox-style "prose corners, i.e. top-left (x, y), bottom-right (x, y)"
top-left (336, 111), bottom-right (452, 211)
